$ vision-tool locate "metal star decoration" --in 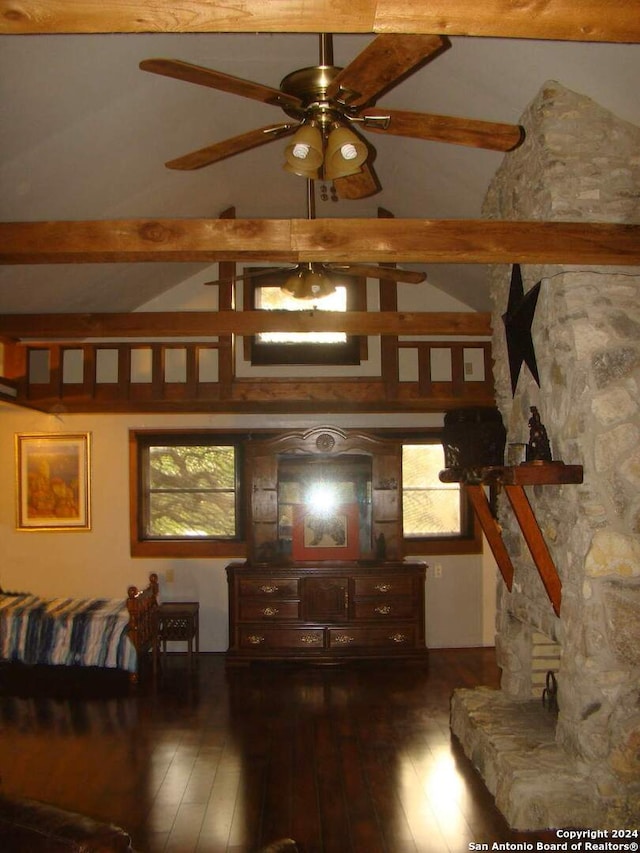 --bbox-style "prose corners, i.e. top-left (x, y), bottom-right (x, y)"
top-left (502, 264), bottom-right (541, 396)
